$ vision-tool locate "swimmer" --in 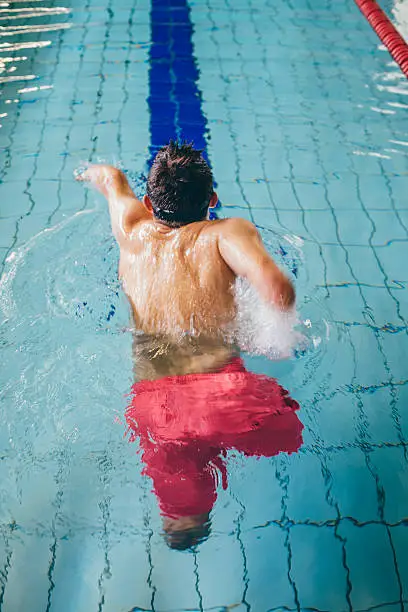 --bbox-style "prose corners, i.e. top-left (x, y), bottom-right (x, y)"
top-left (76, 141), bottom-right (295, 351)
top-left (77, 143), bottom-right (300, 548)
